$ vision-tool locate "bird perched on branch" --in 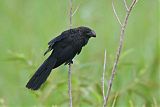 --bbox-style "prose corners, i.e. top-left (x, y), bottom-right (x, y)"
top-left (26, 26), bottom-right (96, 90)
